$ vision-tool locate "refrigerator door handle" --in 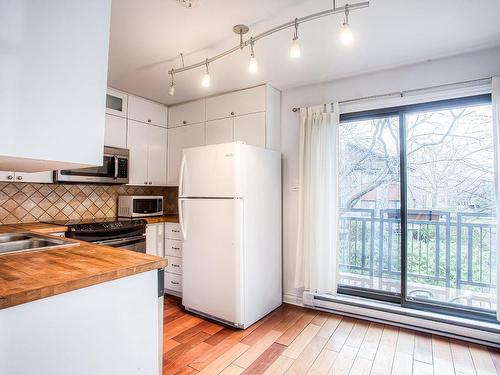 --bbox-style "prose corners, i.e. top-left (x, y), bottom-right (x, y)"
top-left (178, 154), bottom-right (186, 197)
top-left (178, 198), bottom-right (187, 240)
